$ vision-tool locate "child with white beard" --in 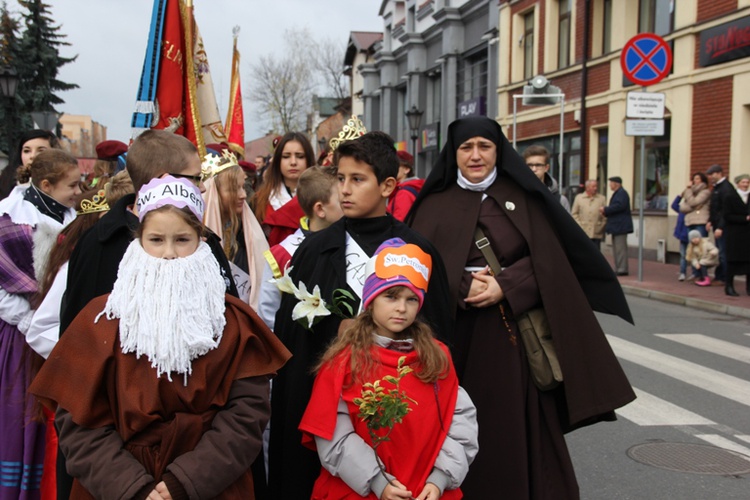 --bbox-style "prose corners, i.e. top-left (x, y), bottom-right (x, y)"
top-left (30, 175), bottom-right (291, 500)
